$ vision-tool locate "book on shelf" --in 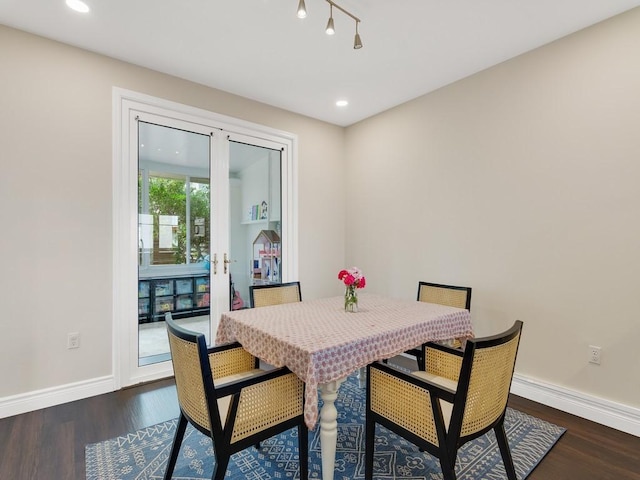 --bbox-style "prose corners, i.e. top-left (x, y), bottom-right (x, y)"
top-left (246, 202), bottom-right (268, 222)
